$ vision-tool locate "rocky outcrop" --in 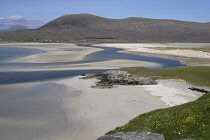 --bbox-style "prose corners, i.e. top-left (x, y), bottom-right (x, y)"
top-left (98, 130), bottom-right (165, 140)
top-left (82, 70), bottom-right (157, 88)
top-left (98, 130), bottom-right (196, 140)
